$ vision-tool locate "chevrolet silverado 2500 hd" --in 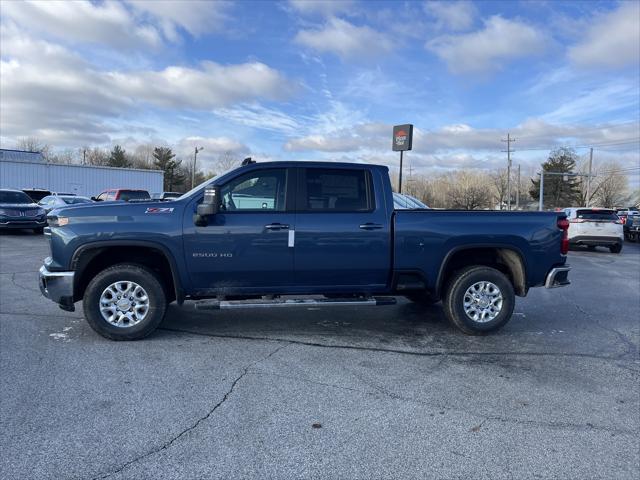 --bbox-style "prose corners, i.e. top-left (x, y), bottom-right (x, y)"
top-left (39, 161), bottom-right (570, 340)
